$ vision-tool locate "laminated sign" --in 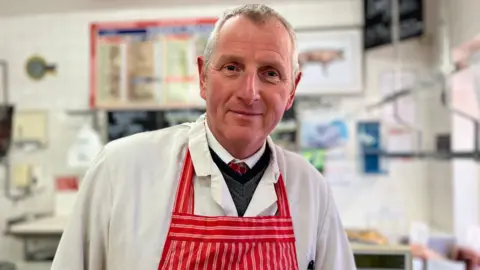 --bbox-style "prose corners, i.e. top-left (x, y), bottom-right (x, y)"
top-left (67, 124), bottom-right (103, 169)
